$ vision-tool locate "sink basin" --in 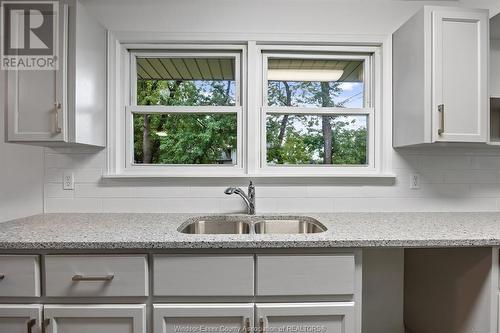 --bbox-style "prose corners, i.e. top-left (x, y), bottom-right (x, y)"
top-left (178, 216), bottom-right (326, 234)
top-left (254, 218), bottom-right (326, 234)
top-left (179, 217), bottom-right (251, 234)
